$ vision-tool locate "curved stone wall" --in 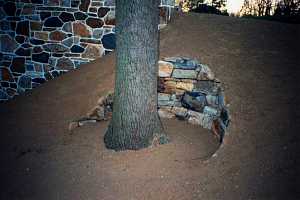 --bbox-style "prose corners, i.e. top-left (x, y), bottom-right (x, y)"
top-left (0, 0), bottom-right (175, 101)
top-left (70, 57), bottom-right (230, 143)
top-left (157, 57), bottom-right (230, 143)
